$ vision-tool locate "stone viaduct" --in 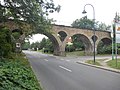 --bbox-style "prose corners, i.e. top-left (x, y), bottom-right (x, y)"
top-left (46, 25), bottom-right (111, 56)
top-left (0, 21), bottom-right (112, 56)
